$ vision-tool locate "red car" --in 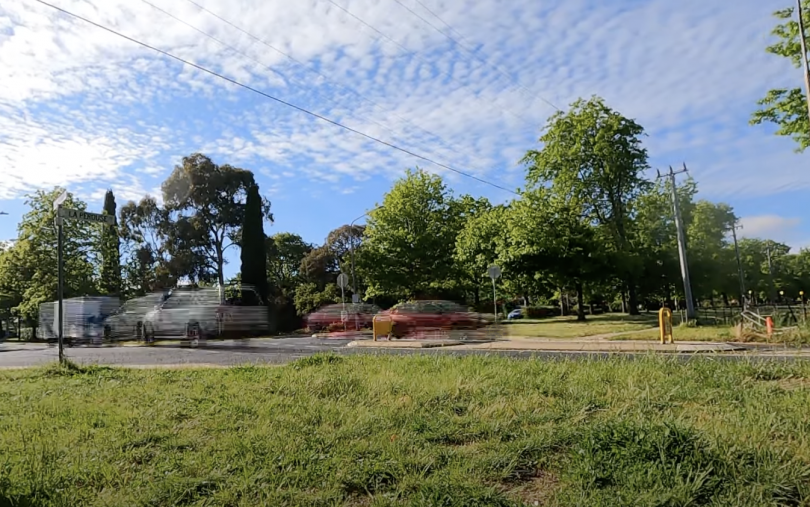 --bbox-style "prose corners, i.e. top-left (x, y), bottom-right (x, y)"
top-left (381, 300), bottom-right (485, 338)
top-left (305, 303), bottom-right (381, 332)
